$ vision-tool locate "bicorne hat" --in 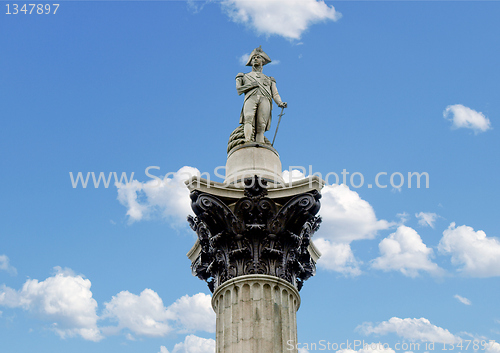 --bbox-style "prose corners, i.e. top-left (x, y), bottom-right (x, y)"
top-left (245, 46), bottom-right (272, 66)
